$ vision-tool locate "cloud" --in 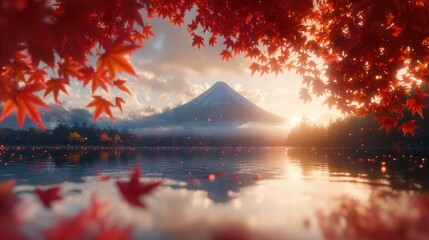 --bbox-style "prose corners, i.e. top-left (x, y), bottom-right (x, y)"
top-left (125, 105), bottom-right (160, 119)
top-left (125, 16), bottom-right (251, 109)
top-left (133, 17), bottom-right (248, 75)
